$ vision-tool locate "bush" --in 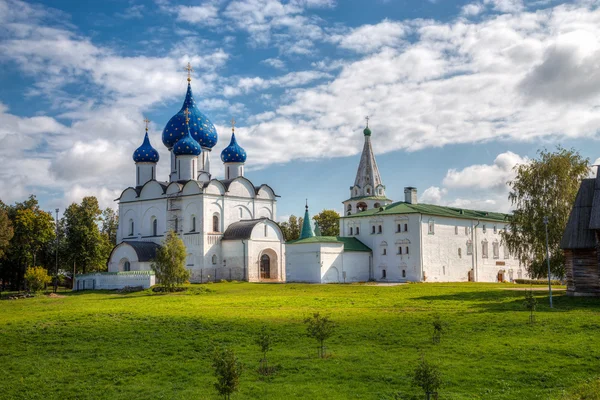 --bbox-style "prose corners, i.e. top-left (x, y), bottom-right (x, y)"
top-left (514, 279), bottom-right (562, 285)
top-left (304, 312), bottom-right (337, 358)
top-left (151, 231), bottom-right (190, 291)
top-left (24, 266), bottom-right (51, 292)
top-left (412, 356), bottom-right (442, 399)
